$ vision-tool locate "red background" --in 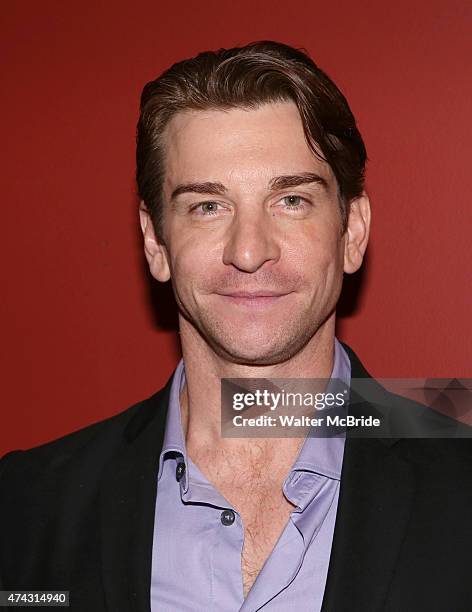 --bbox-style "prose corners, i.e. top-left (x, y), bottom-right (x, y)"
top-left (1, 1), bottom-right (471, 454)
